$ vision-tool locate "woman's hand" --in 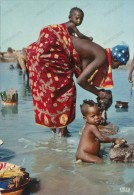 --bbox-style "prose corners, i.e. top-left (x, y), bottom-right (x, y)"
top-left (97, 89), bottom-right (113, 110)
top-left (98, 90), bottom-right (106, 99)
top-left (98, 89), bottom-right (112, 100)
